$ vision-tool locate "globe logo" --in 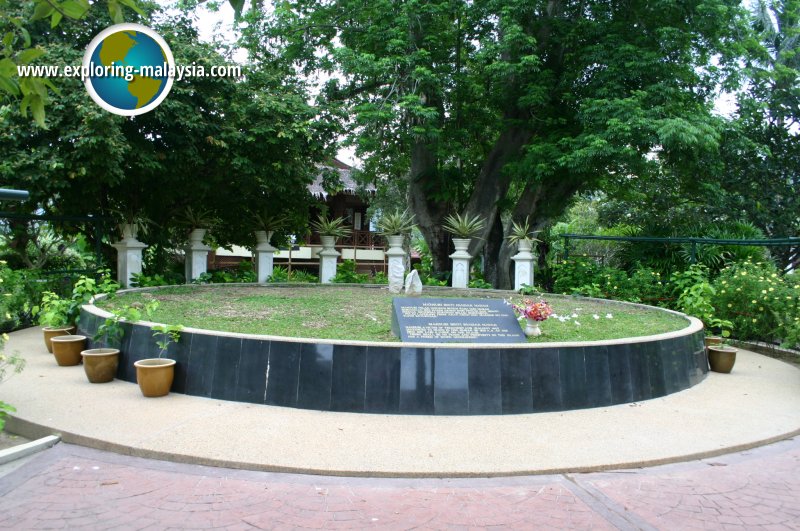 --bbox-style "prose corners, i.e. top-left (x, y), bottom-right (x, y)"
top-left (83, 23), bottom-right (175, 116)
